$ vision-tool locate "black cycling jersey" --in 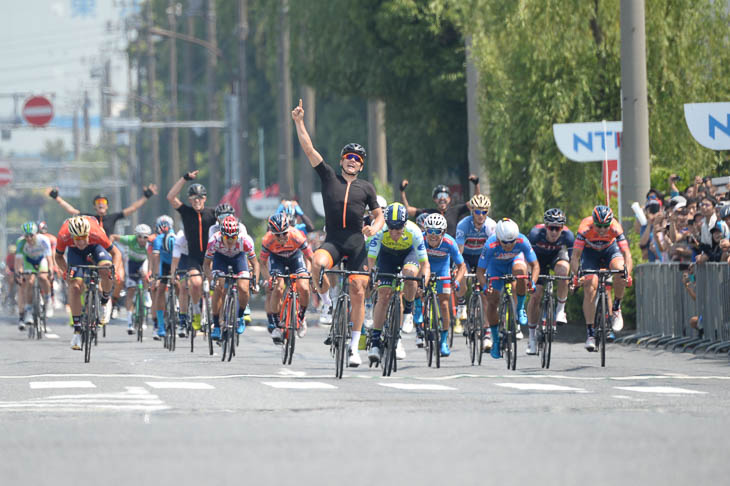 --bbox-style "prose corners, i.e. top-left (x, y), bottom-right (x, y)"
top-left (527, 224), bottom-right (575, 259)
top-left (315, 161), bottom-right (378, 241)
top-left (82, 211), bottom-right (125, 236)
top-left (415, 203), bottom-right (469, 237)
top-left (176, 204), bottom-right (216, 264)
